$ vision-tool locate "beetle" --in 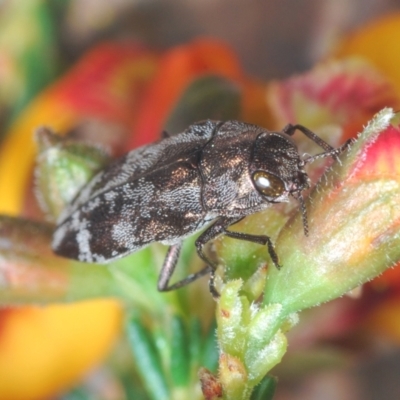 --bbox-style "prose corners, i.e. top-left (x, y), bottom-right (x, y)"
top-left (52, 120), bottom-right (352, 296)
